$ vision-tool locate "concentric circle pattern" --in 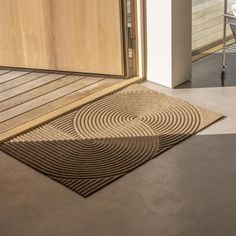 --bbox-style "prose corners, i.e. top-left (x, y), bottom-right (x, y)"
top-left (0, 84), bottom-right (222, 197)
